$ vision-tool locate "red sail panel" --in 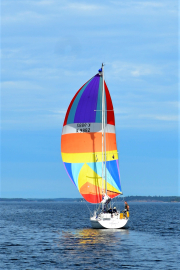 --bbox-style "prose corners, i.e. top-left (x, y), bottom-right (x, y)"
top-left (104, 81), bottom-right (115, 126)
